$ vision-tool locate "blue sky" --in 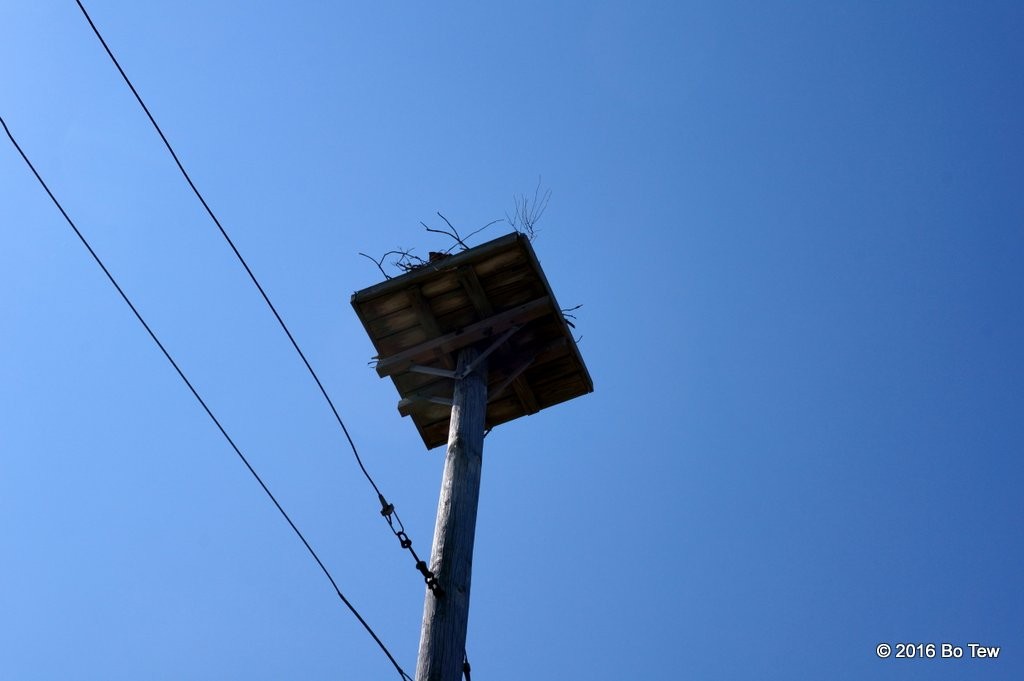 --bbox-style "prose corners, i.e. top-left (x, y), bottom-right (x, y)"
top-left (2, 2), bottom-right (1022, 679)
